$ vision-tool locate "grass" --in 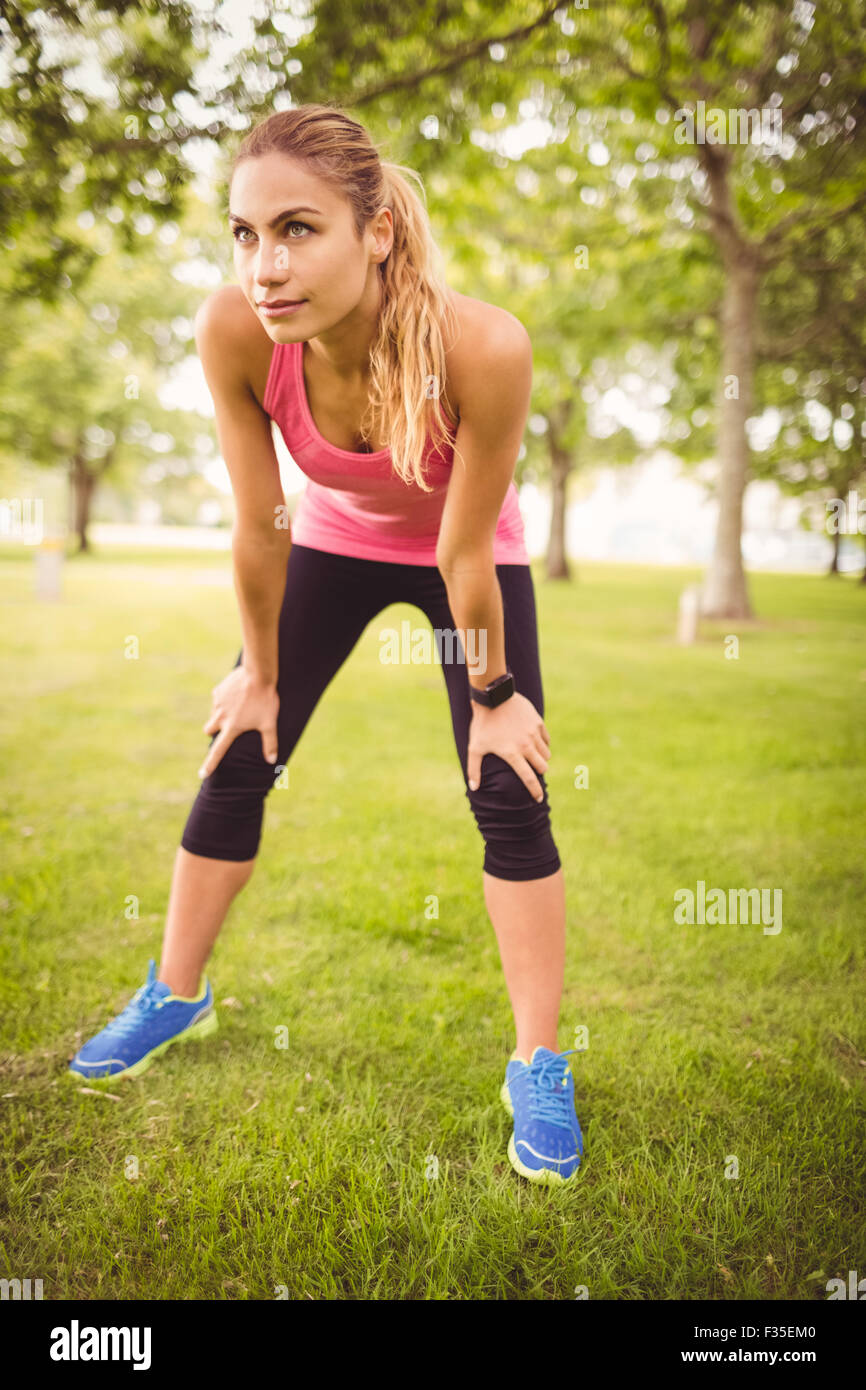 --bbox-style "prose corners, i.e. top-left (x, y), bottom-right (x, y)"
top-left (0, 543), bottom-right (864, 1300)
